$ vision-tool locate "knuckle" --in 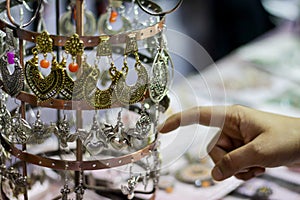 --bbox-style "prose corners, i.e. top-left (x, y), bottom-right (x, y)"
top-left (221, 153), bottom-right (236, 170)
